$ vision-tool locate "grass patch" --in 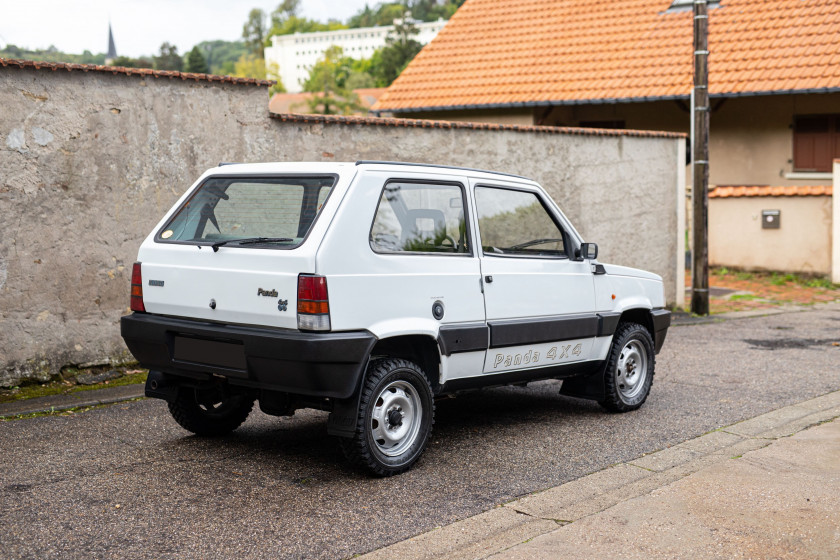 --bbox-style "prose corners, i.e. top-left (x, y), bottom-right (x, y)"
top-left (728, 294), bottom-right (763, 302)
top-left (0, 368), bottom-right (147, 404)
top-left (770, 272), bottom-right (796, 286)
top-left (799, 276), bottom-right (839, 289)
top-left (0, 398), bottom-right (144, 422)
